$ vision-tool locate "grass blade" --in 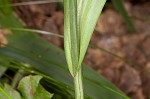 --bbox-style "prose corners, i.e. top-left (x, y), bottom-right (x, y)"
top-left (0, 0), bottom-right (63, 7)
top-left (64, 0), bottom-right (79, 76)
top-left (0, 86), bottom-right (12, 99)
top-left (64, 0), bottom-right (106, 98)
top-left (112, 0), bottom-right (136, 32)
top-left (78, 0), bottom-right (106, 71)
top-left (5, 27), bottom-right (63, 38)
